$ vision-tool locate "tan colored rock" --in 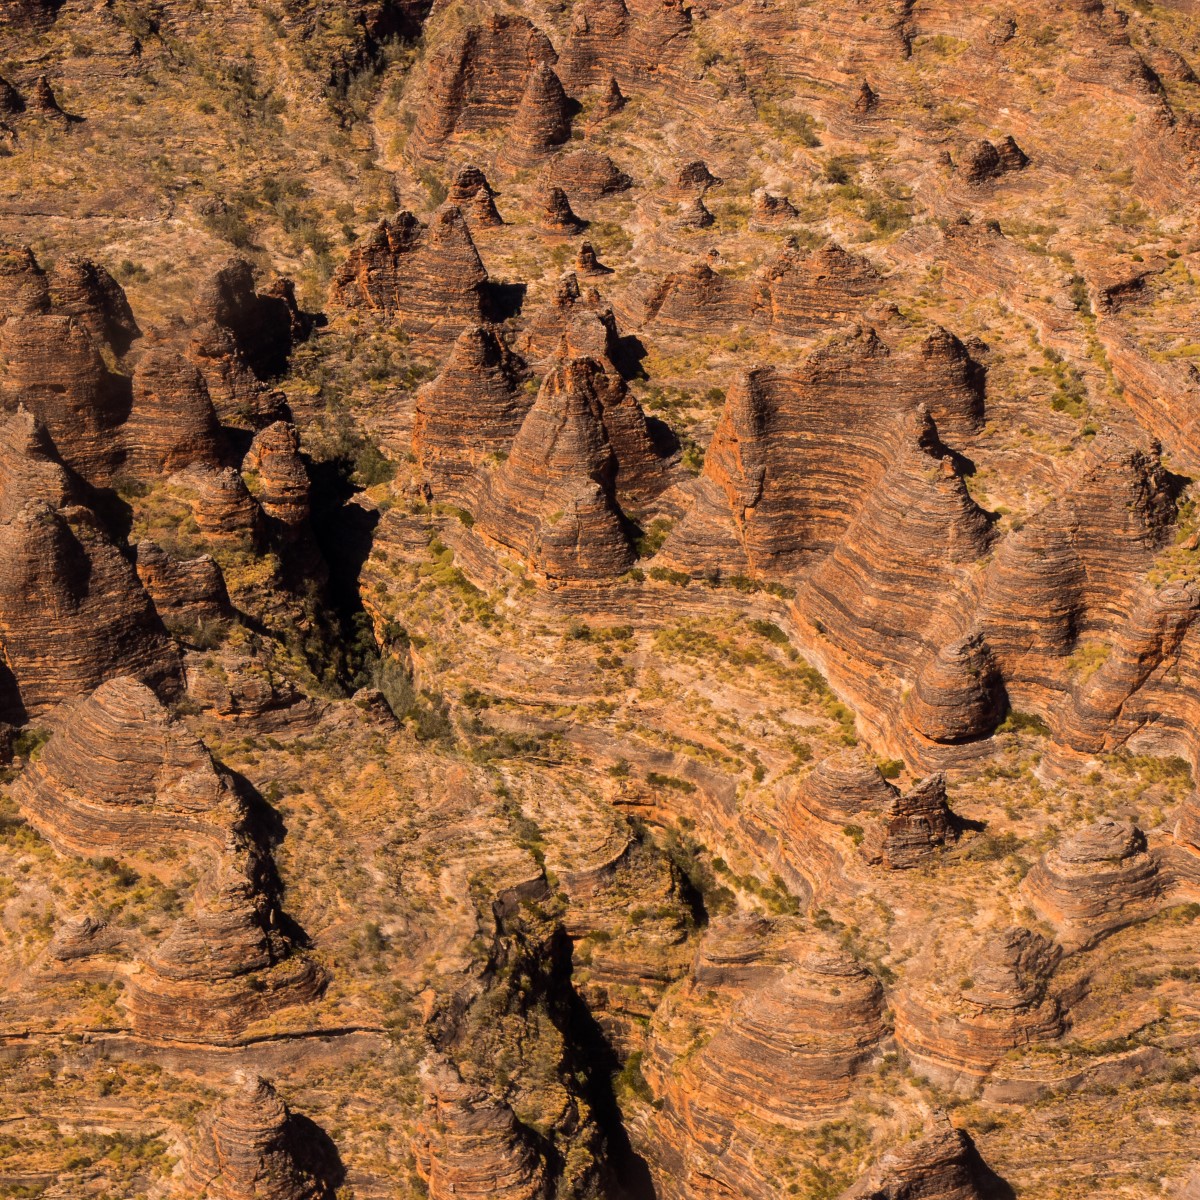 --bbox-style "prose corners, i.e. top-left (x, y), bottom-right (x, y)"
top-left (894, 927), bottom-right (1065, 1086)
top-left (12, 675), bottom-right (239, 855)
